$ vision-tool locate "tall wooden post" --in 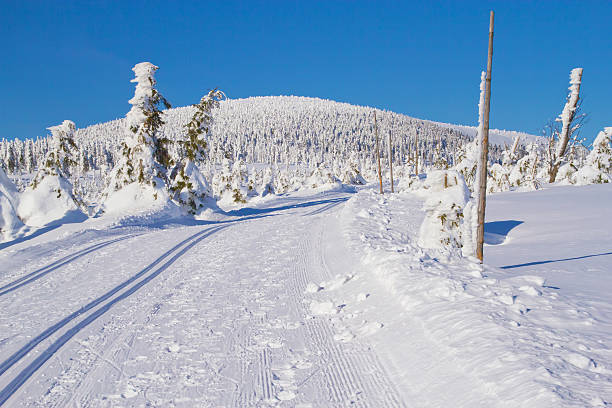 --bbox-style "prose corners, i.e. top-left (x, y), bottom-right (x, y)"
top-left (374, 111), bottom-right (383, 194)
top-left (388, 129), bottom-right (394, 193)
top-left (476, 10), bottom-right (494, 262)
top-left (414, 130), bottom-right (419, 176)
